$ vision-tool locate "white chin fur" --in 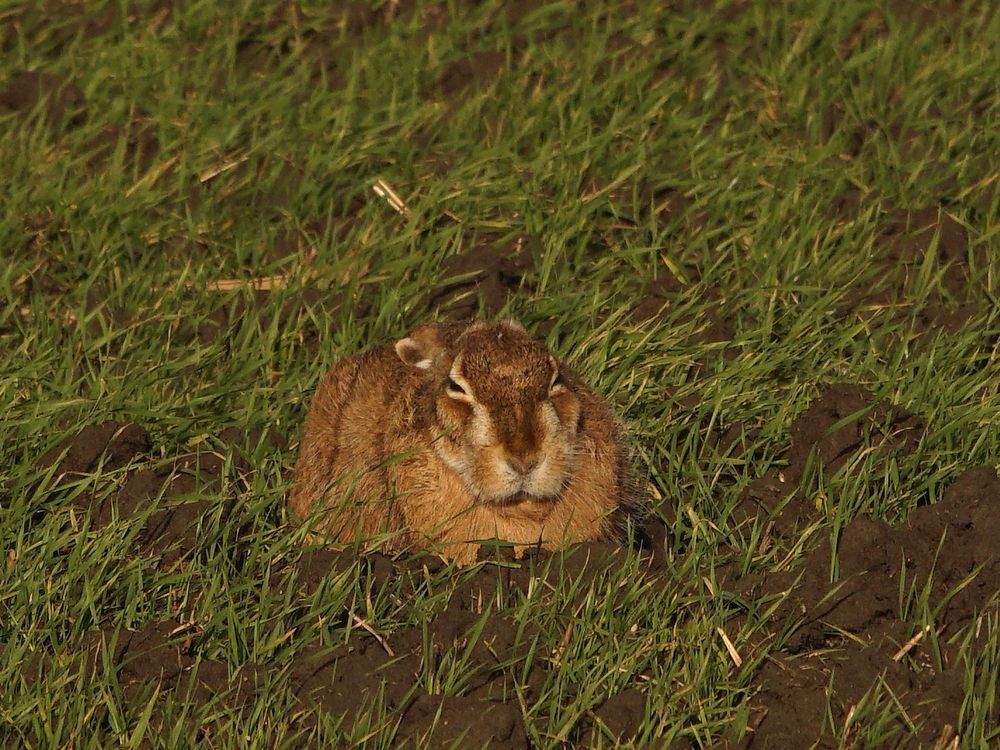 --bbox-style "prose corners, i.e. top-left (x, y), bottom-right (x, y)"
top-left (486, 456), bottom-right (565, 503)
top-left (524, 465), bottom-right (562, 497)
top-left (434, 434), bottom-right (570, 504)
